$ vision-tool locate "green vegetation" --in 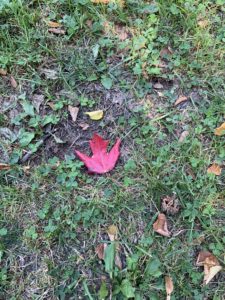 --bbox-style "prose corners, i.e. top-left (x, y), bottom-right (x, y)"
top-left (0, 0), bottom-right (224, 299)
